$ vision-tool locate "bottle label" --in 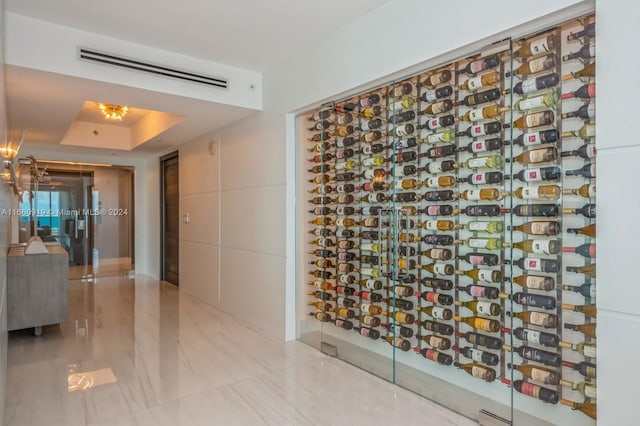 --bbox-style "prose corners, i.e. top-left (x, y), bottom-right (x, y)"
top-left (585, 144), bottom-right (597, 159)
top-left (433, 264), bottom-right (448, 276)
top-left (588, 44), bottom-right (596, 57)
top-left (527, 149), bottom-right (548, 163)
top-left (519, 186), bottom-right (540, 199)
top-left (361, 303), bottom-right (372, 313)
top-left (519, 94), bottom-right (547, 110)
top-left (431, 306), bottom-right (446, 320)
top-left (475, 300), bottom-right (494, 314)
top-left (469, 125), bottom-right (486, 137)
top-left (470, 349), bottom-right (483, 363)
top-left (583, 344), bottom-right (597, 358)
top-left (362, 316), bottom-right (374, 325)
top-left (530, 239), bottom-right (552, 254)
top-left (466, 76), bottom-right (483, 90)
top-left (520, 381), bottom-right (541, 398)
top-left (396, 124), bottom-right (411, 136)
top-left (589, 164), bottom-right (596, 176)
top-left (523, 258), bottom-right (542, 271)
top-left (528, 56), bottom-right (548, 74)
top-left (471, 173), bottom-right (487, 184)
top-left (469, 59), bottom-right (484, 74)
top-left (531, 368), bottom-right (551, 384)
top-left (586, 104), bottom-right (596, 120)
top-left (431, 102), bottom-right (447, 115)
top-left (583, 125), bottom-right (596, 138)
top-left (427, 206), bottom-right (442, 216)
top-left (467, 221), bottom-right (489, 232)
top-left (523, 329), bottom-right (541, 344)
top-left (360, 268), bottom-right (376, 277)
top-left (362, 218), bottom-right (377, 227)
top-left (471, 366), bottom-right (487, 379)
top-left (425, 177), bottom-right (440, 187)
top-left (589, 285), bottom-right (596, 298)
top-left (468, 108), bottom-right (484, 121)
top-left (425, 292), bottom-right (438, 303)
top-left (425, 349), bottom-right (439, 361)
top-left (525, 113), bottom-right (547, 128)
top-left (427, 118), bottom-right (441, 130)
top-left (428, 336), bottom-right (444, 348)
top-left (339, 275), bottom-right (352, 284)
top-left (471, 141), bottom-right (488, 153)
top-left (360, 327), bottom-right (371, 337)
top-left (529, 38), bottom-right (551, 55)
top-left (522, 132), bottom-right (541, 146)
top-left (469, 285), bottom-right (485, 296)
top-left (427, 131), bottom-right (447, 143)
top-left (520, 79), bottom-right (539, 95)
top-left (464, 189), bottom-right (483, 201)
top-left (522, 168), bottom-right (542, 182)
top-left (429, 248), bottom-right (446, 259)
top-left (362, 146), bottom-right (373, 155)
top-left (467, 157), bottom-right (490, 169)
top-left (424, 221), bottom-right (438, 231)
top-left (368, 194), bottom-right (379, 203)
top-left (337, 297), bottom-right (346, 306)
top-left (528, 311), bottom-right (549, 326)
top-left (474, 317), bottom-right (491, 331)
top-left (525, 275), bottom-right (546, 288)
top-left (468, 238), bottom-right (489, 249)
top-left (584, 384), bottom-right (597, 399)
